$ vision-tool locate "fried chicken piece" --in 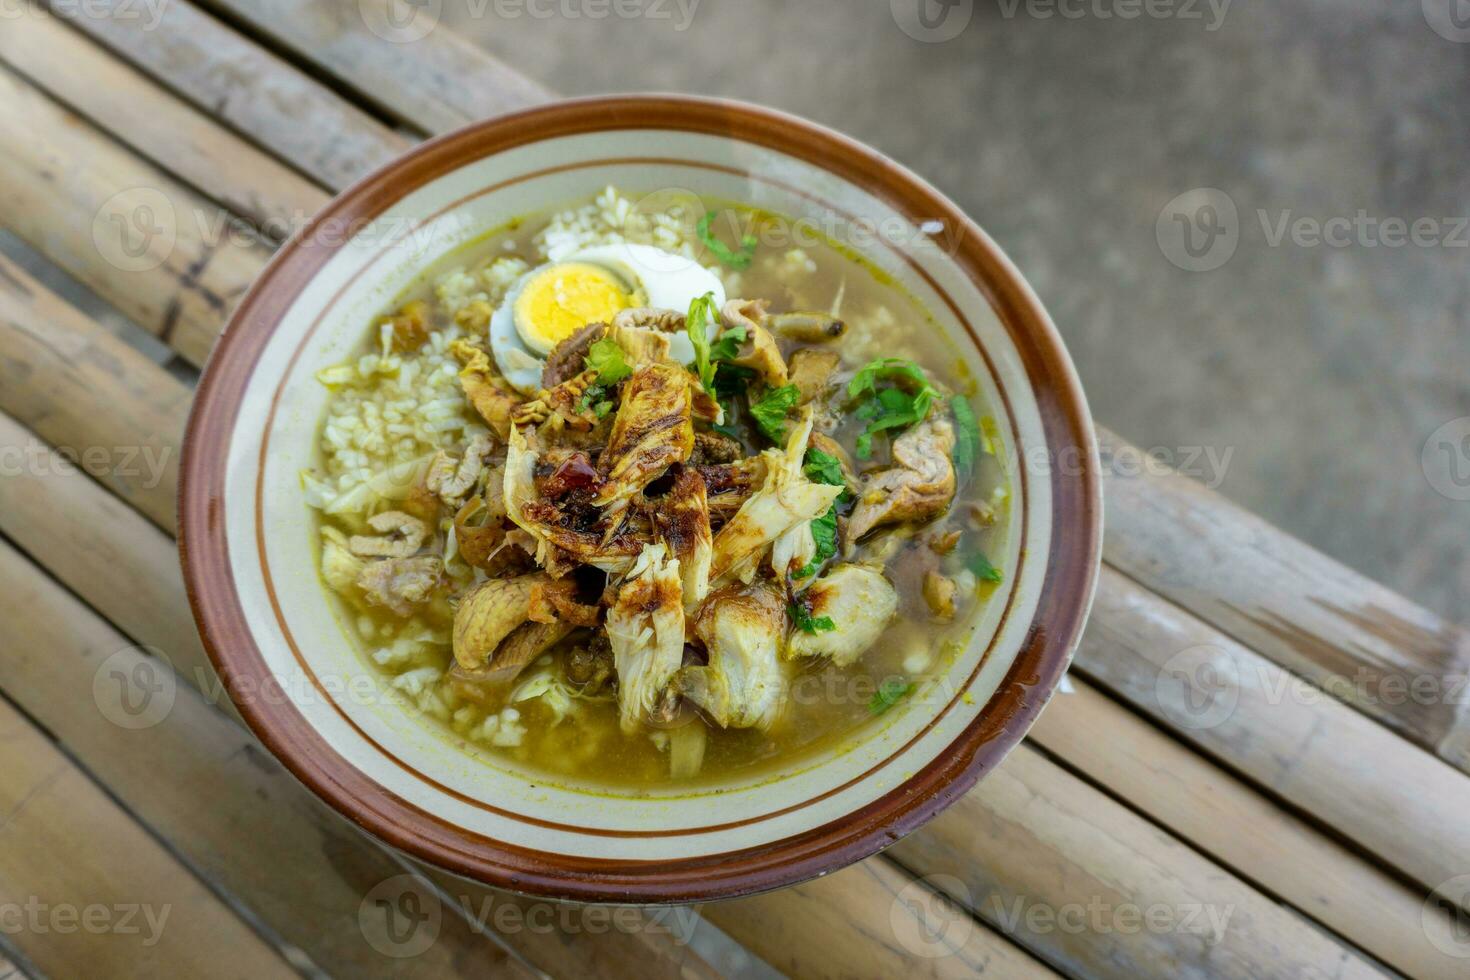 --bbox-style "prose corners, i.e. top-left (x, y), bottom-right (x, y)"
top-left (593, 364), bottom-right (695, 511)
top-left (452, 572), bottom-right (546, 669)
top-left (449, 621), bottom-right (575, 704)
top-left (846, 412), bottom-right (957, 542)
top-left (504, 425), bottom-right (641, 575)
top-left (652, 467), bottom-right (713, 611)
